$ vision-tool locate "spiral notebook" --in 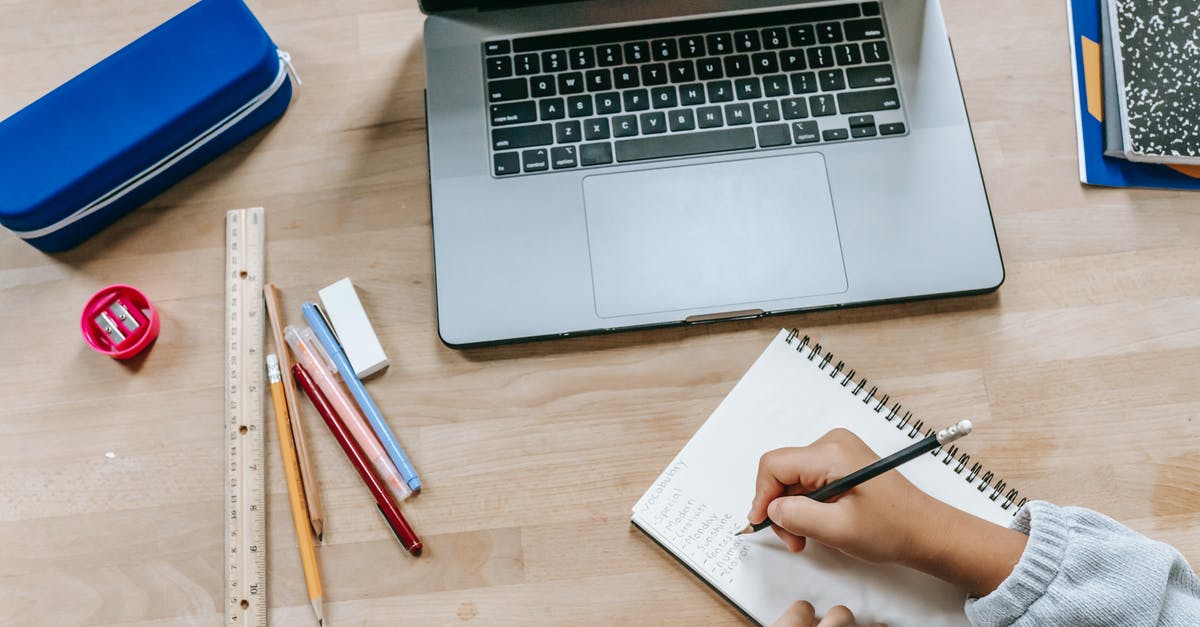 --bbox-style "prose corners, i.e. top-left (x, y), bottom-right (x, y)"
top-left (631, 330), bottom-right (1026, 626)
